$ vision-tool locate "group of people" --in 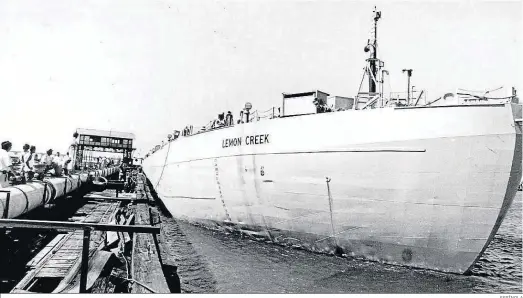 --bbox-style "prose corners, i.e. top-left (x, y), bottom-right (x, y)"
top-left (37, 148), bottom-right (73, 178)
top-left (181, 125), bottom-right (193, 137)
top-left (91, 157), bottom-right (116, 170)
top-left (211, 111), bottom-right (234, 128)
top-left (148, 107), bottom-right (272, 158)
top-left (185, 111), bottom-right (235, 136)
top-left (146, 110), bottom-right (240, 158)
top-left (313, 98), bottom-right (334, 113)
top-left (0, 140), bottom-right (74, 188)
